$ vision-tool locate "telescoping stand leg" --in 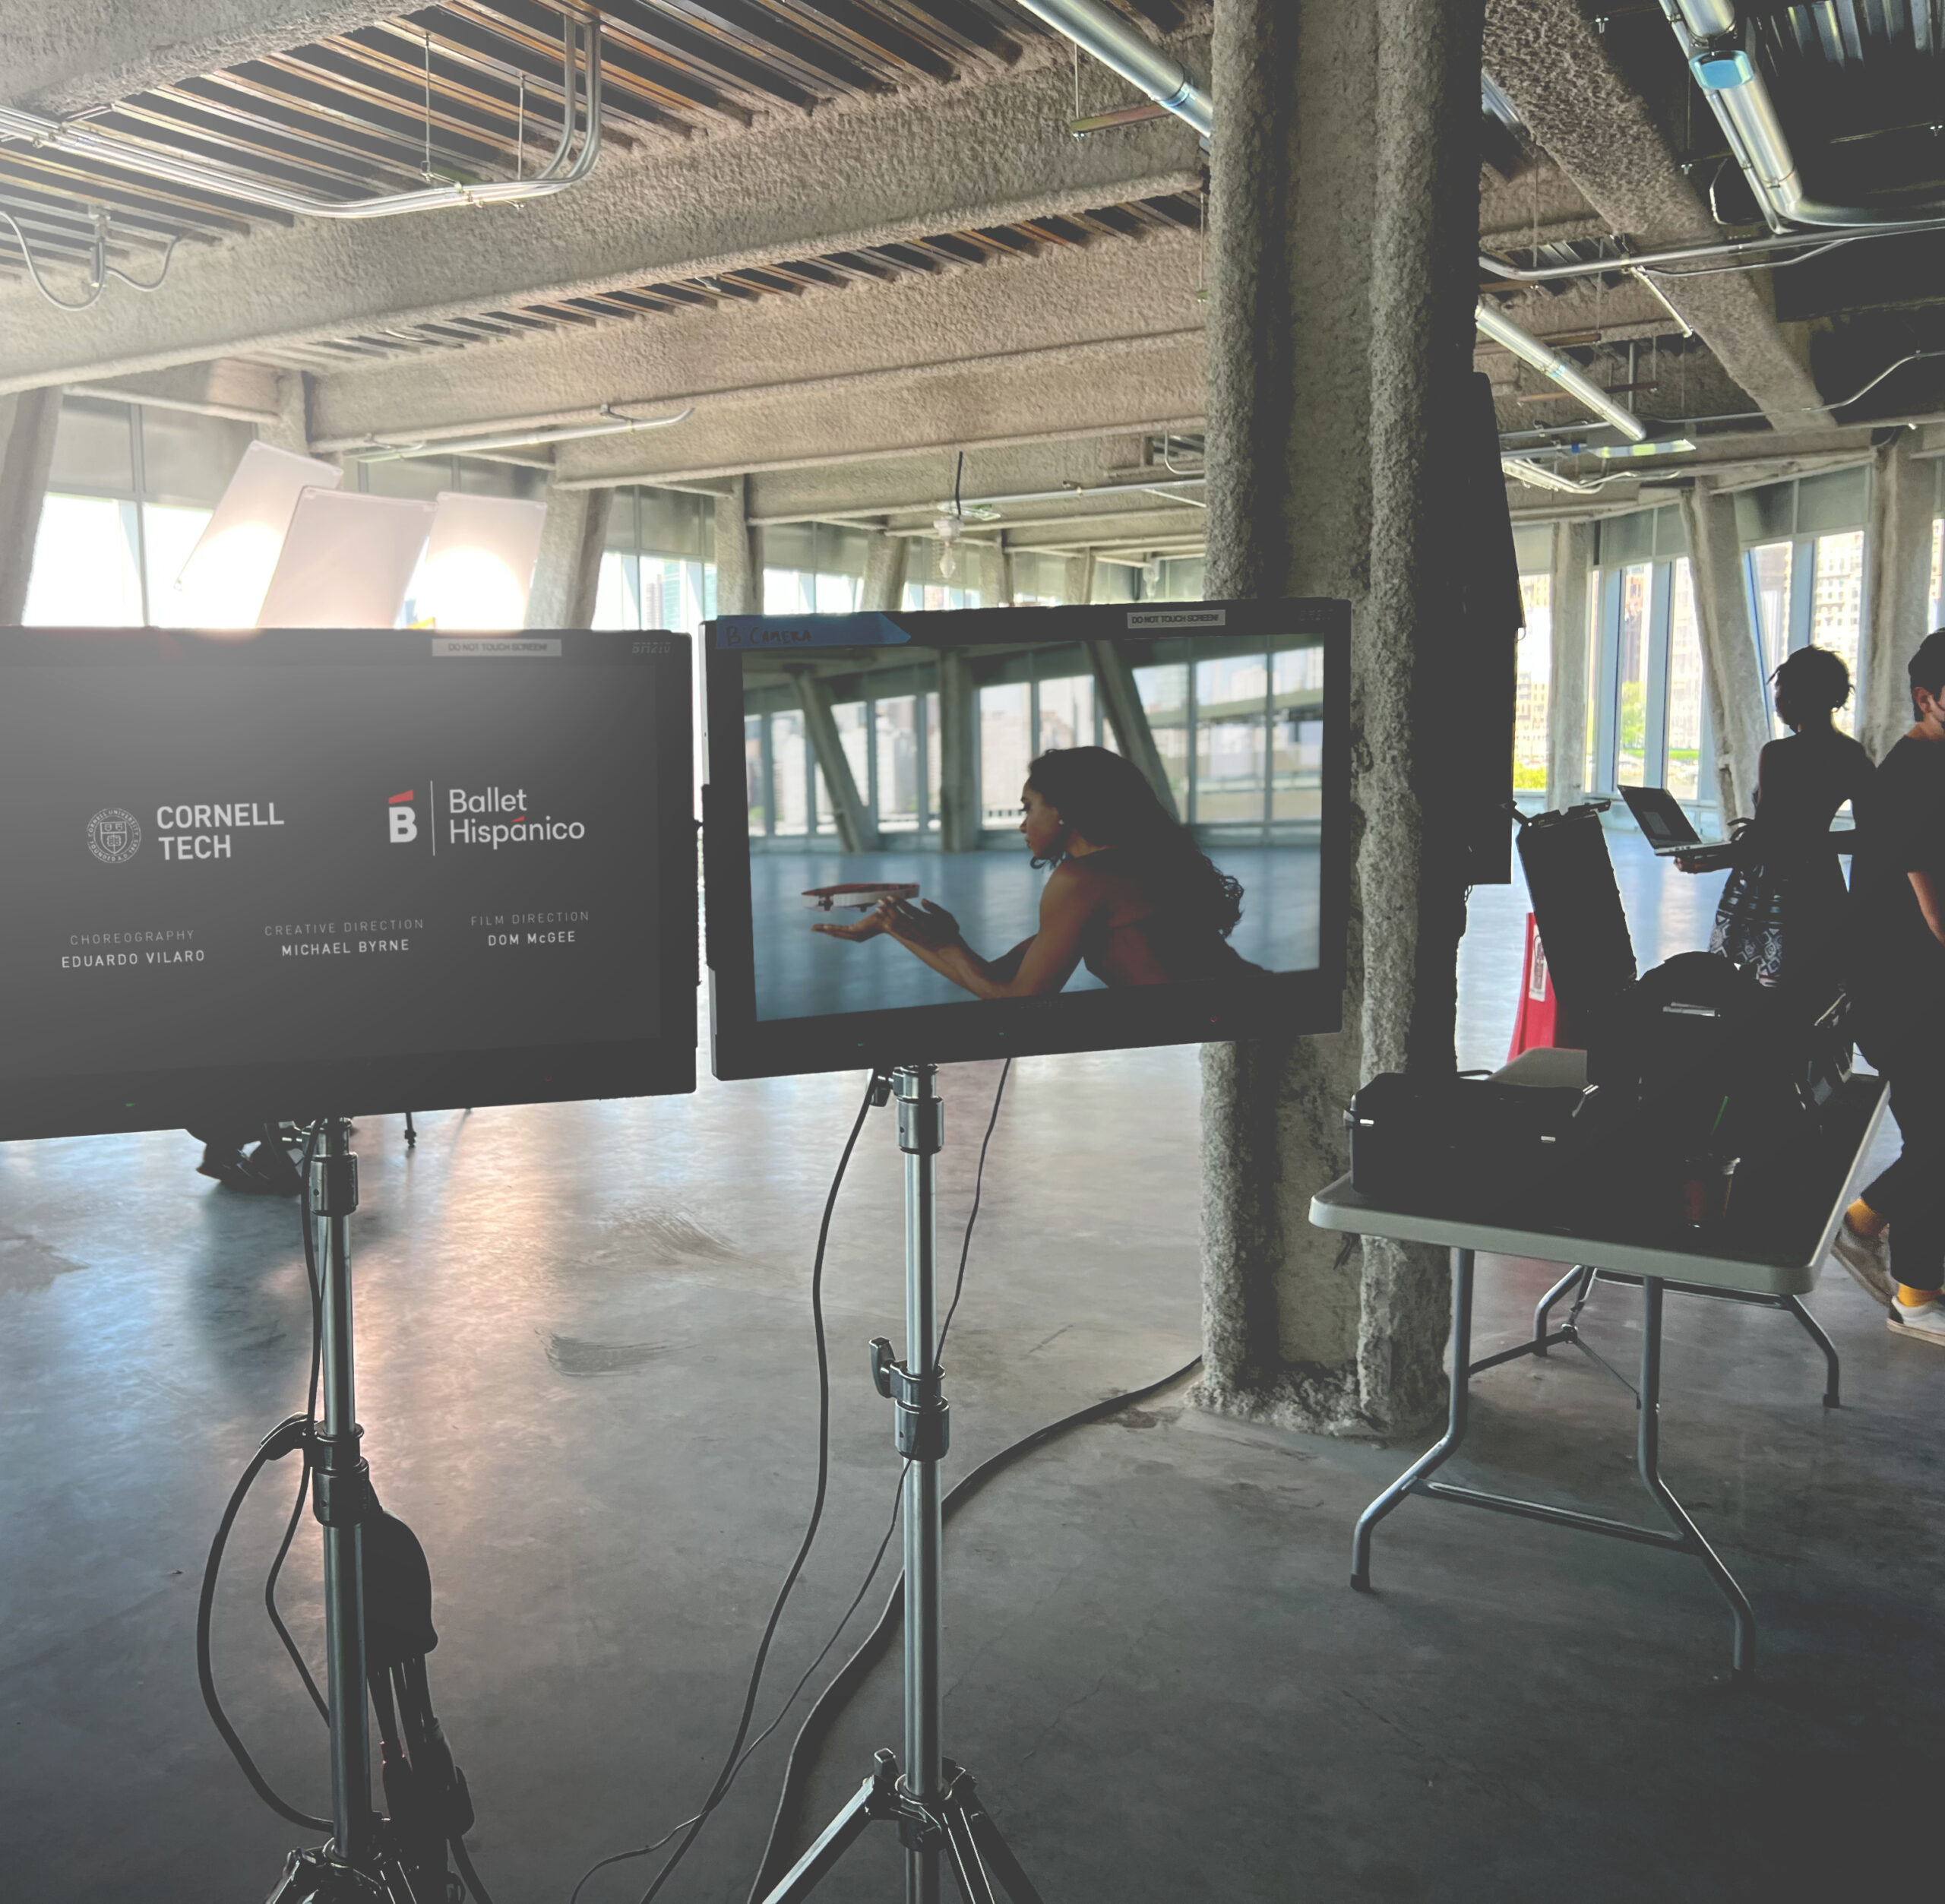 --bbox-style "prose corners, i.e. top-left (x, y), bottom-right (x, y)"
top-left (264, 1119), bottom-right (403, 1904)
top-left (761, 1066), bottom-right (1043, 1904)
